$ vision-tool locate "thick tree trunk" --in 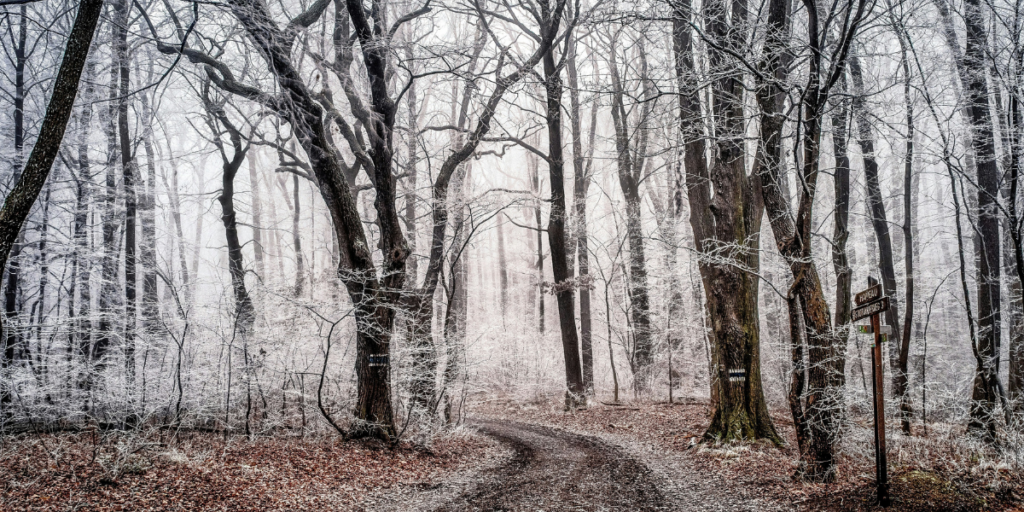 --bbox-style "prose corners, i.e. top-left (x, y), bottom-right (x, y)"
top-left (542, 26), bottom-right (586, 408)
top-left (963, 0), bottom-right (1003, 439)
top-left (0, 0), bottom-right (103, 411)
top-left (673, 0), bottom-right (780, 443)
